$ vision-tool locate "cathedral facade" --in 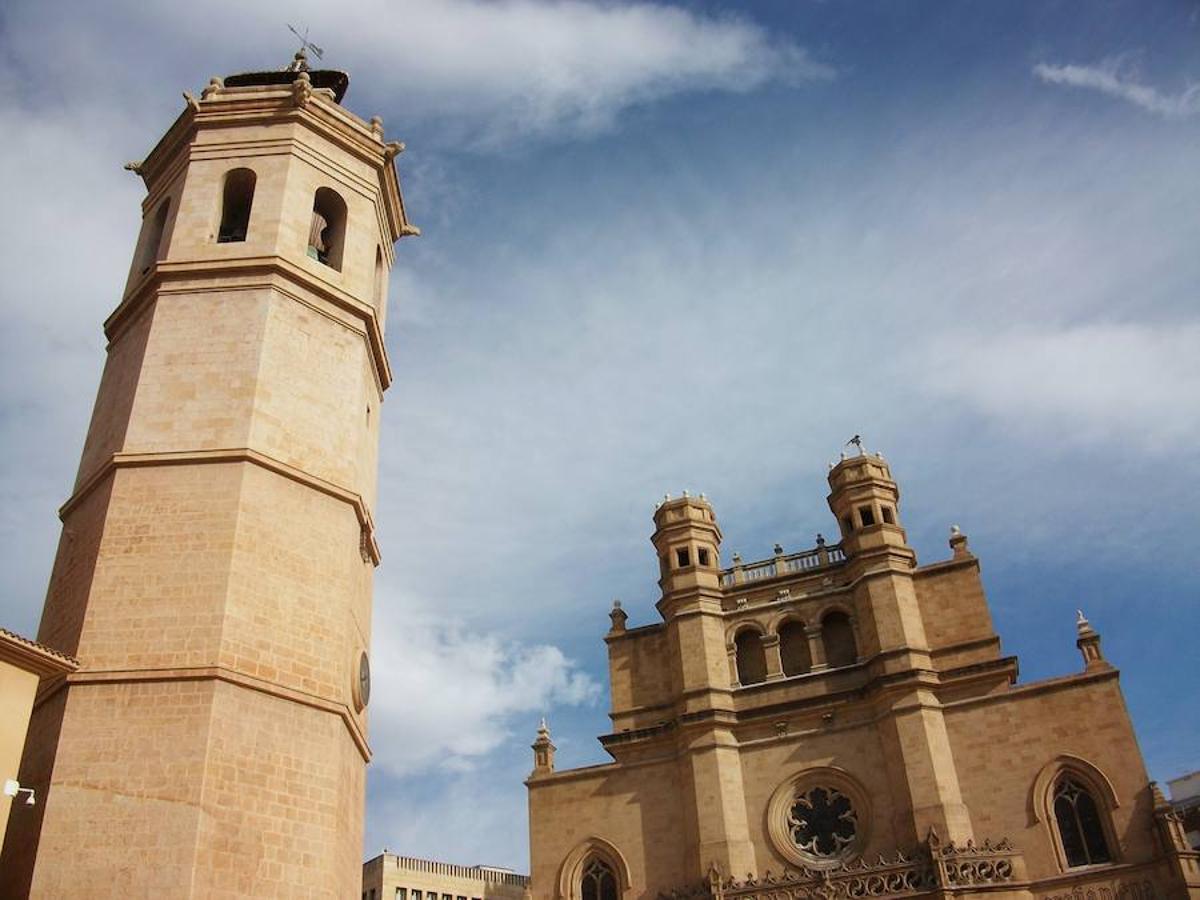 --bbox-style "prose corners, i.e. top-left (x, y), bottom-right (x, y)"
top-left (526, 452), bottom-right (1200, 900)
